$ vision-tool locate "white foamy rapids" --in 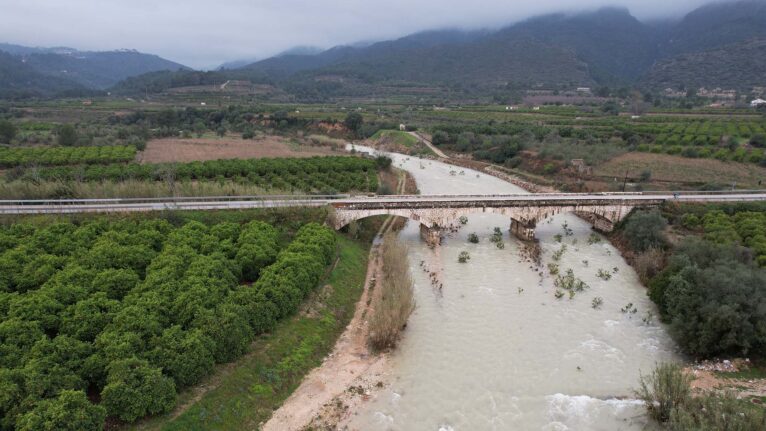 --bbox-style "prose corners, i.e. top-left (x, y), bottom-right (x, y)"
top-left (345, 147), bottom-right (678, 430)
top-left (544, 394), bottom-right (648, 431)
